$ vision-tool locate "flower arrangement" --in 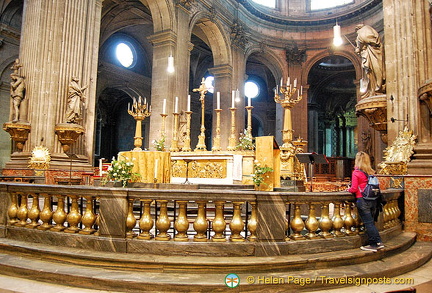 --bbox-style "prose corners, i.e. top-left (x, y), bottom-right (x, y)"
top-left (236, 129), bottom-right (255, 151)
top-left (102, 156), bottom-right (140, 187)
top-left (153, 135), bottom-right (166, 151)
top-left (253, 161), bottom-right (274, 187)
